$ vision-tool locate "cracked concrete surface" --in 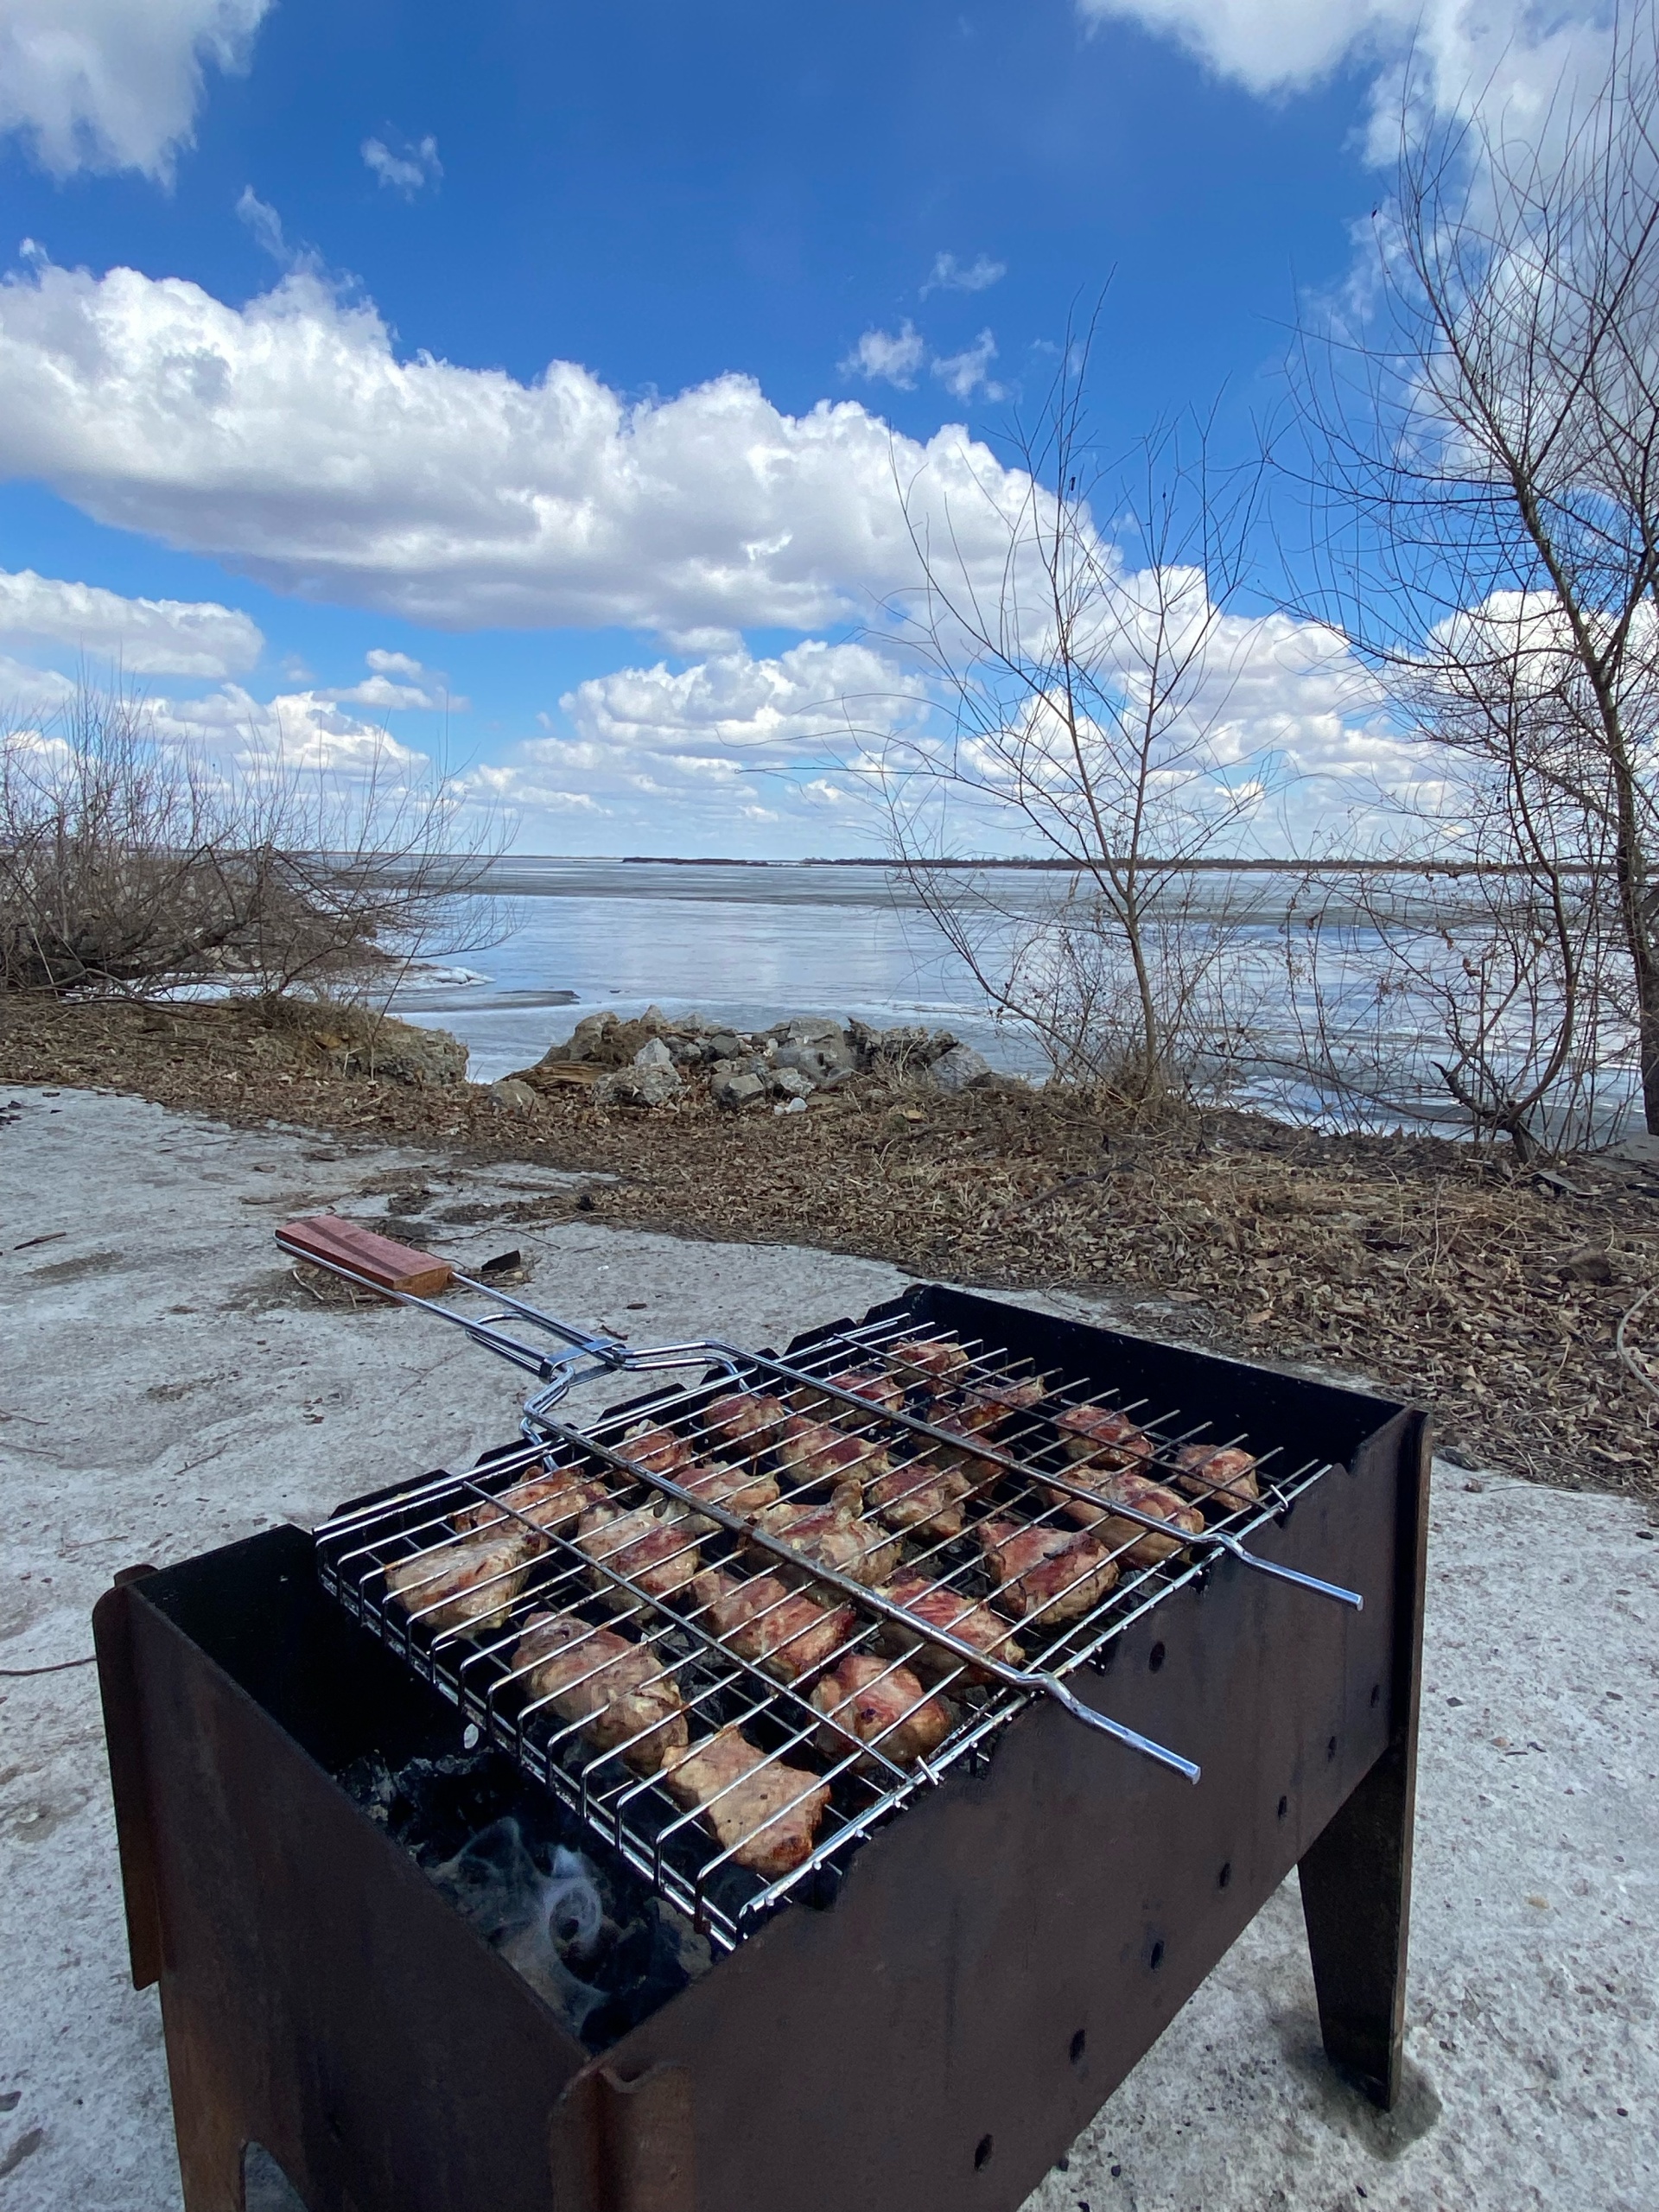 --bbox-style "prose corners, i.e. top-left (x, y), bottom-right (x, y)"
top-left (1, 1087), bottom-right (1654, 2212)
